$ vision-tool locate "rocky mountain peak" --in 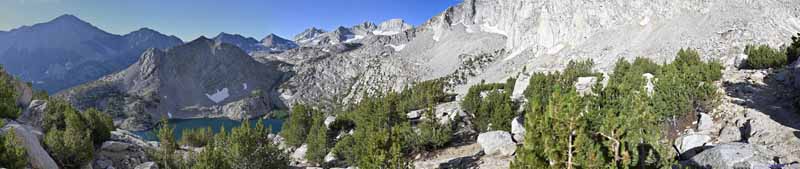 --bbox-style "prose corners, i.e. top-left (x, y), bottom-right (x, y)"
top-left (213, 32), bottom-right (261, 52)
top-left (260, 33), bottom-right (298, 52)
top-left (294, 27), bottom-right (326, 43)
top-left (374, 18), bottom-right (413, 35)
top-left (214, 32), bottom-right (259, 44)
top-left (123, 28), bottom-right (183, 48)
top-left (50, 14), bottom-right (90, 26)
